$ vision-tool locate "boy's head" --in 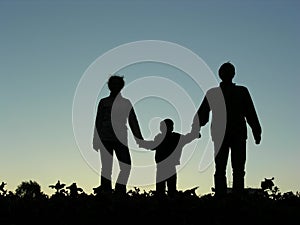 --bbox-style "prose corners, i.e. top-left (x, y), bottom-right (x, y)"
top-left (218, 62), bottom-right (235, 82)
top-left (160, 118), bottom-right (174, 133)
top-left (107, 75), bottom-right (125, 94)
